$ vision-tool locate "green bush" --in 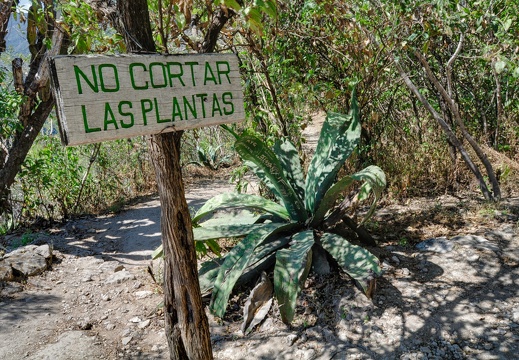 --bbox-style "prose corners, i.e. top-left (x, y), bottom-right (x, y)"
top-left (13, 127), bottom-right (155, 223)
